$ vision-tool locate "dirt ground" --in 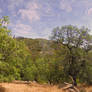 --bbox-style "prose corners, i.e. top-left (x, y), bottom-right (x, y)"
top-left (0, 82), bottom-right (92, 92)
